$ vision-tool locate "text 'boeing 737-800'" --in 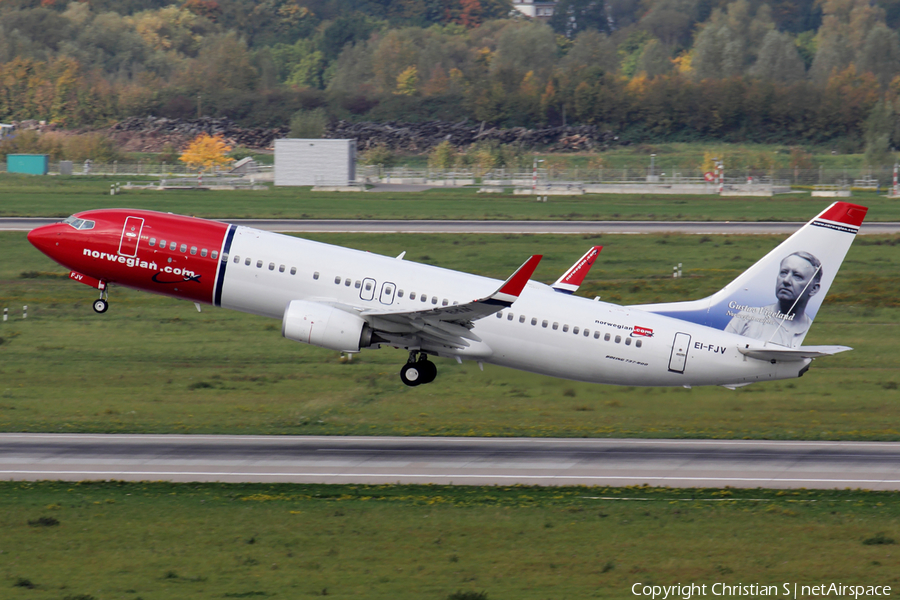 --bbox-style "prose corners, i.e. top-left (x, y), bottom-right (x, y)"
top-left (27, 202), bottom-right (867, 388)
